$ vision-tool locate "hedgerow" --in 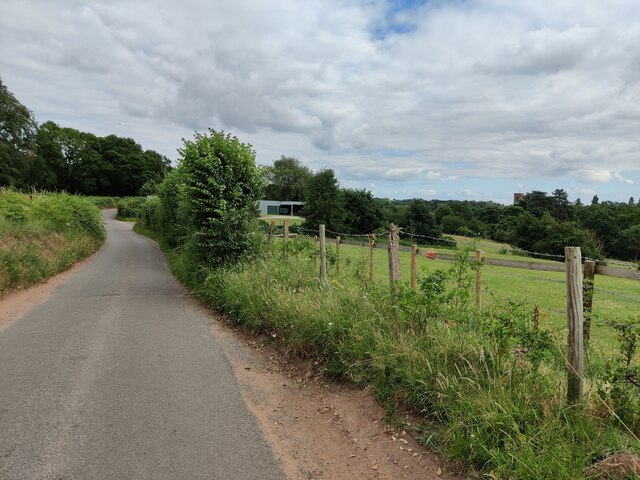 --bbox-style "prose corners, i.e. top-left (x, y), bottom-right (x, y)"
top-left (0, 190), bottom-right (105, 292)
